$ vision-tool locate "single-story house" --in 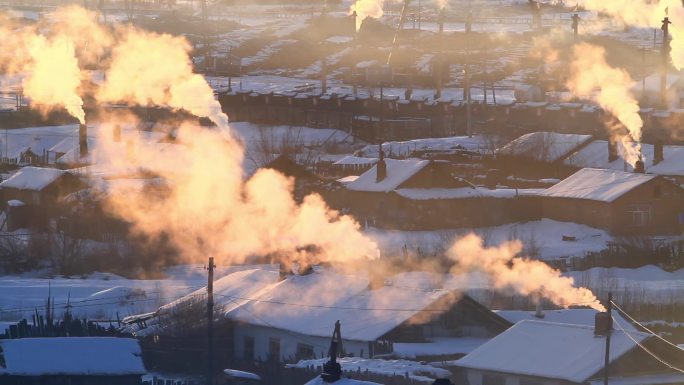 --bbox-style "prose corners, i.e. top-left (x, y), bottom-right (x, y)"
top-left (337, 157), bottom-right (542, 229)
top-left (0, 167), bottom-right (84, 207)
top-left (454, 319), bottom-right (684, 385)
top-left (0, 337), bottom-right (146, 384)
top-left (124, 268), bottom-right (512, 363)
top-left (539, 168), bottom-right (684, 235)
